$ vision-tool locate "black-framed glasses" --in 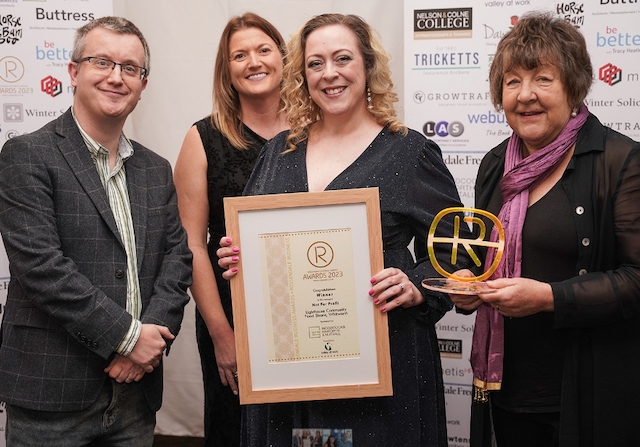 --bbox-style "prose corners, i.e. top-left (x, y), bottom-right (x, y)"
top-left (77, 56), bottom-right (148, 80)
